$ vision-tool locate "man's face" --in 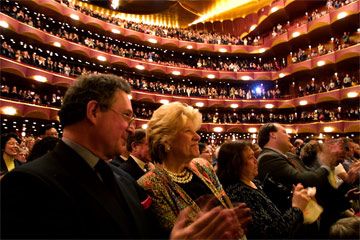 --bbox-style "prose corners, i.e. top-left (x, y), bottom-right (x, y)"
top-left (133, 139), bottom-right (151, 163)
top-left (272, 124), bottom-right (290, 153)
top-left (95, 91), bottom-right (134, 160)
top-left (45, 128), bottom-right (59, 138)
